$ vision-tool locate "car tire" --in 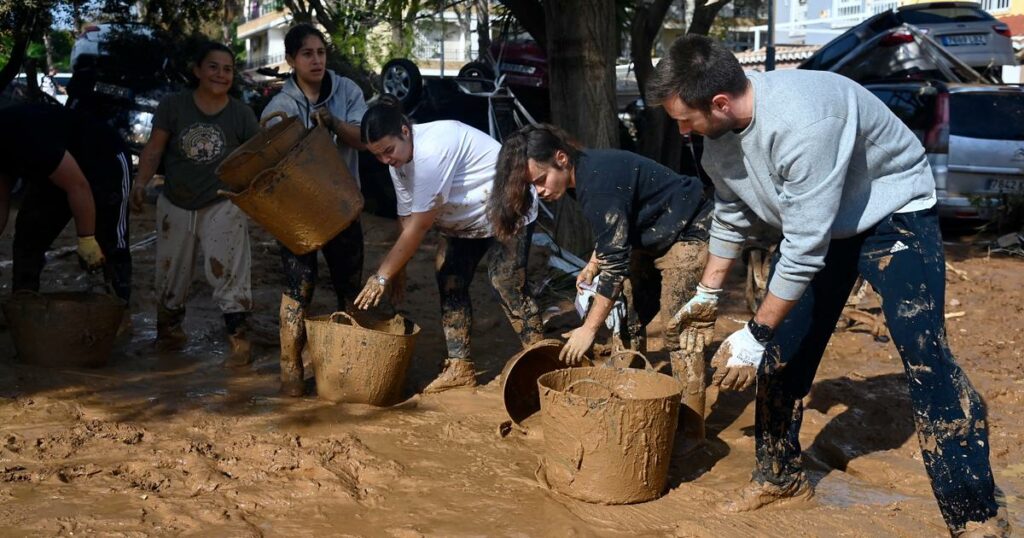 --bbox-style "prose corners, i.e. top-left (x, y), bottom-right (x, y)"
top-left (381, 58), bottom-right (422, 108)
top-left (458, 61), bottom-right (495, 81)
